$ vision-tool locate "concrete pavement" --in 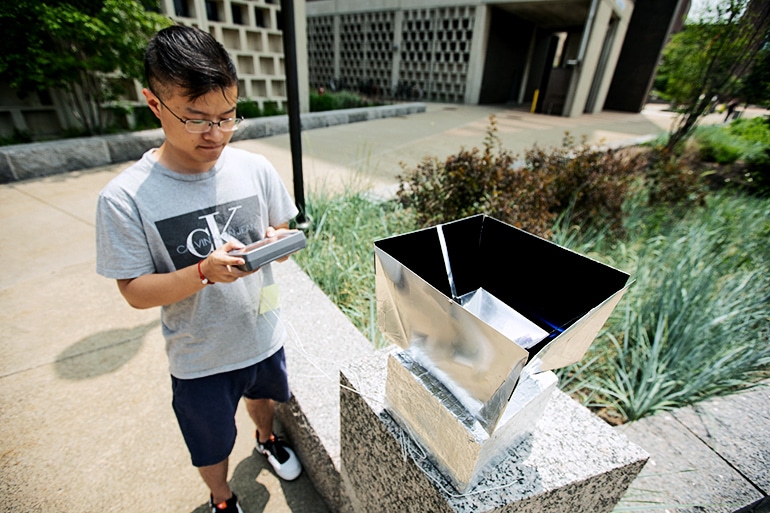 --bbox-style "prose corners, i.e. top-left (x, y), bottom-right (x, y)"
top-left (229, 102), bottom-right (677, 197)
top-left (1, 102), bottom-right (768, 512)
